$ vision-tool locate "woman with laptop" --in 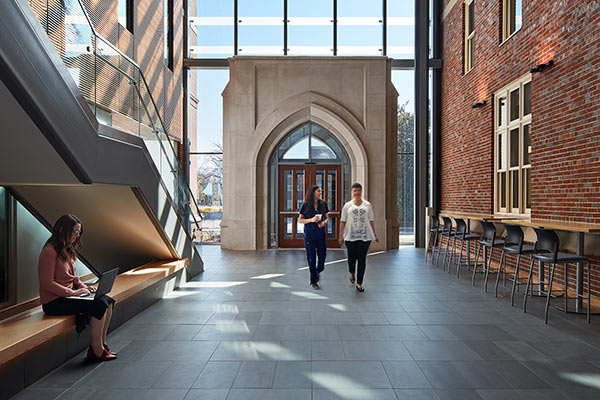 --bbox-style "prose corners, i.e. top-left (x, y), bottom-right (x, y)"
top-left (38, 214), bottom-right (117, 361)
